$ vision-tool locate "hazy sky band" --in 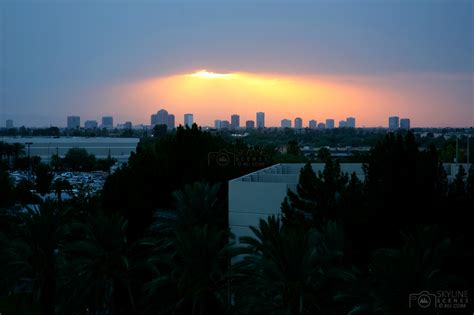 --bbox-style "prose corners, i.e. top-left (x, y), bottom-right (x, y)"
top-left (1, 0), bottom-right (472, 127)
